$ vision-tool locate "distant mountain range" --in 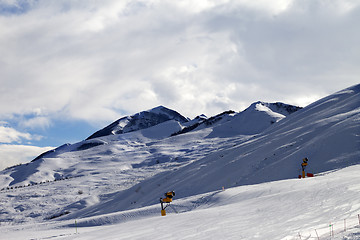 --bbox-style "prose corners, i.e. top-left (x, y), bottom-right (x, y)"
top-left (87, 101), bottom-right (302, 140)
